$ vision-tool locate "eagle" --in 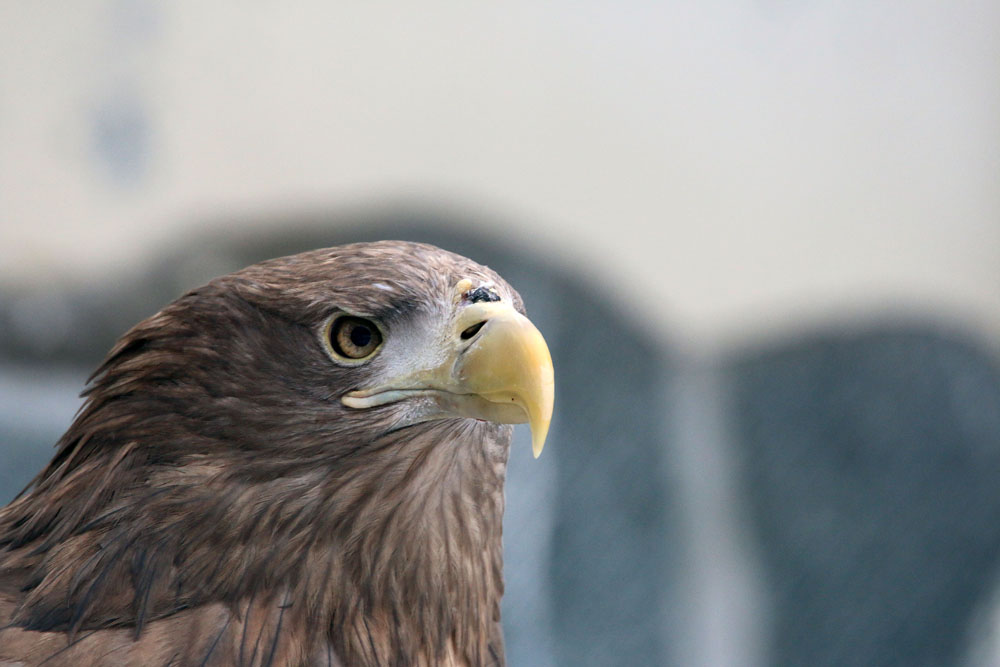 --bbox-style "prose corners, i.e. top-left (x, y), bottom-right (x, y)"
top-left (0, 241), bottom-right (554, 666)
